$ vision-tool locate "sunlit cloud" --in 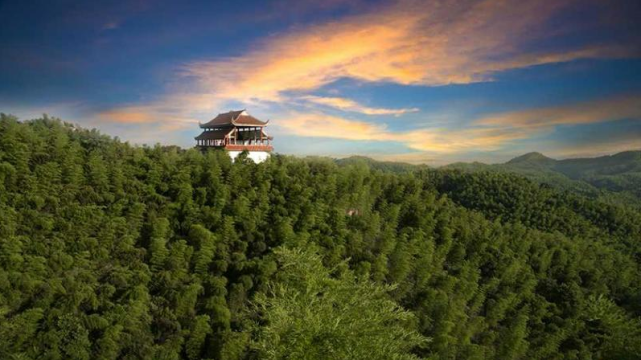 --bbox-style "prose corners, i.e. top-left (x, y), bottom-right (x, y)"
top-left (554, 138), bottom-right (641, 159)
top-left (96, 105), bottom-right (199, 130)
top-left (279, 113), bottom-right (527, 153)
top-left (90, 0), bottom-right (638, 156)
top-left (98, 108), bottom-right (154, 123)
top-left (476, 94), bottom-right (641, 129)
top-left (300, 95), bottom-right (418, 115)
top-left (278, 93), bottom-right (641, 156)
top-left (179, 0), bottom-right (629, 104)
